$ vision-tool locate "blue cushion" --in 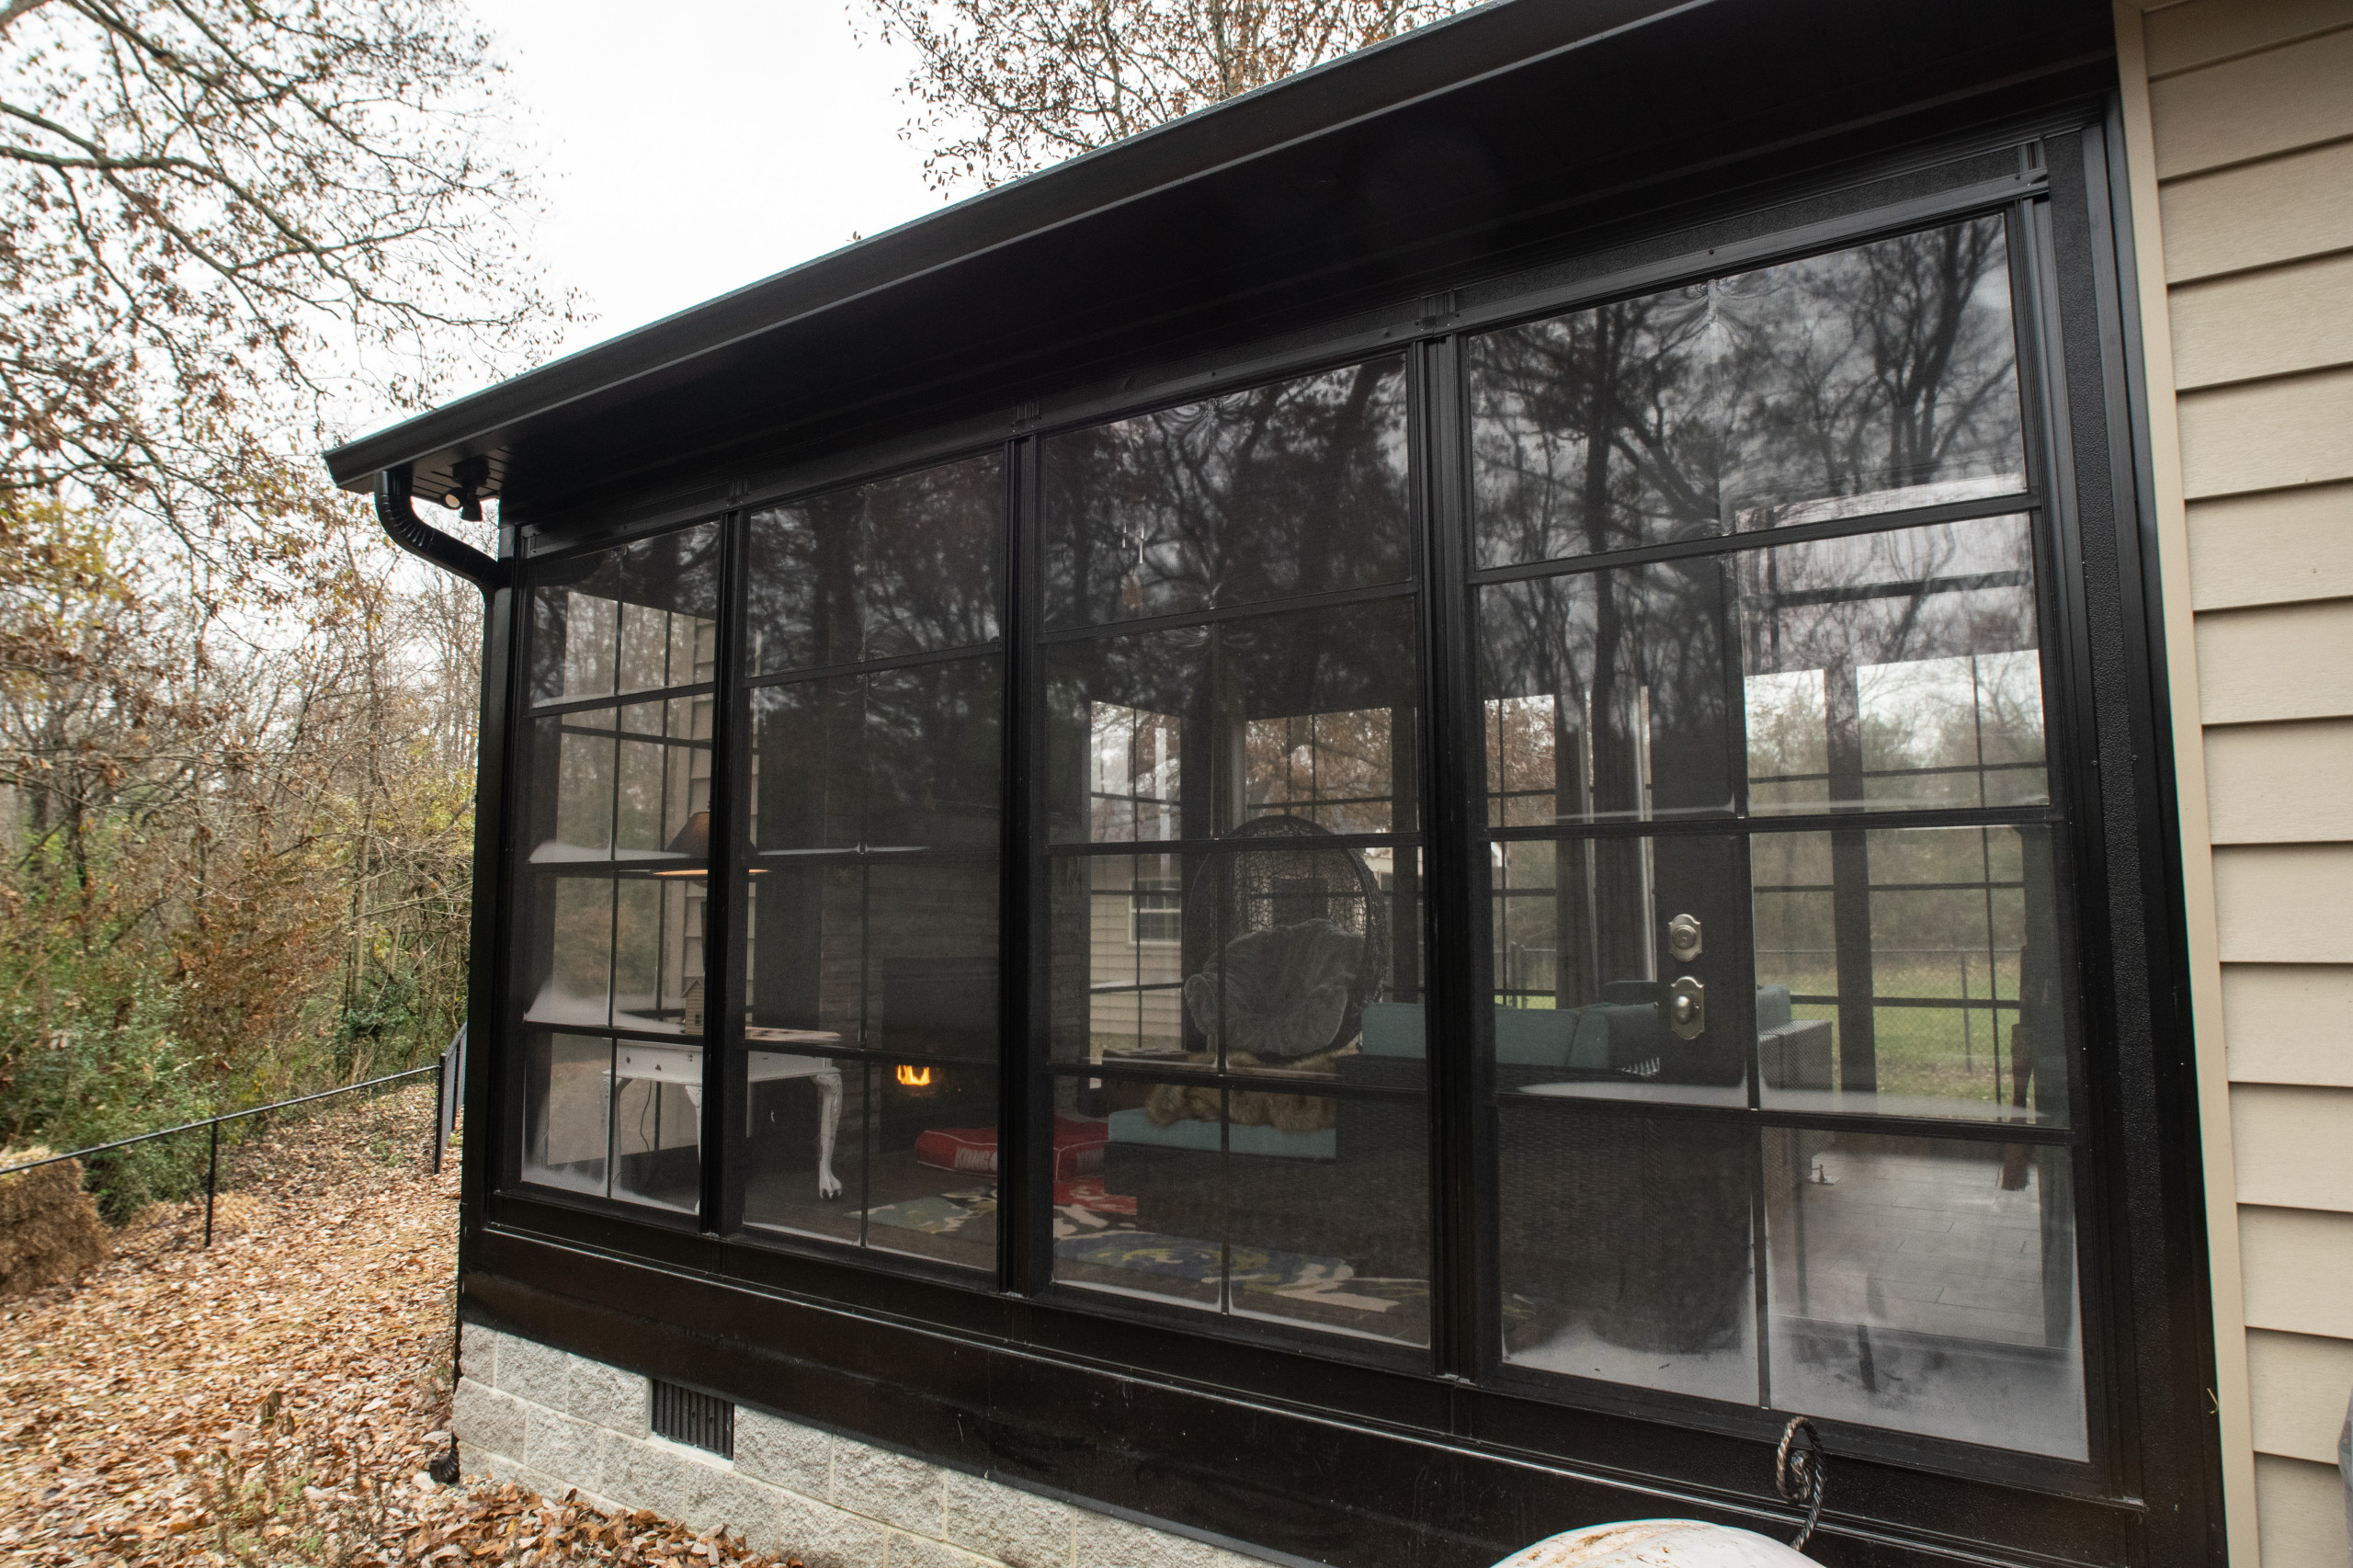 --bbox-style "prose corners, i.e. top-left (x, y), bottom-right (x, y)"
top-left (1106, 1107), bottom-right (1336, 1160)
top-left (1494, 1006), bottom-right (1577, 1066)
top-left (1756, 984), bottom-right (1793, 1031)
top-left (1359, 1001), bottom-right (1425, 1058)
